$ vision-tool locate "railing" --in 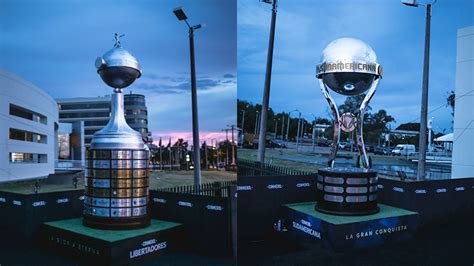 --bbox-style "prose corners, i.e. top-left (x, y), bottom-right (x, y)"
top-left (55, 160), bottom-right (85, 170)
top-left (155, 180), bottom-right (236, 198)
top-left (237, 159), bottom-right (316, 176)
